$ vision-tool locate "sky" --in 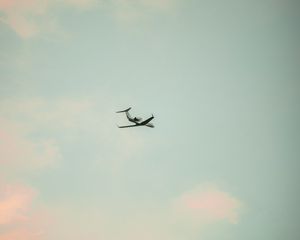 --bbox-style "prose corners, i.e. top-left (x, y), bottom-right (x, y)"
top-left (0, 0), bottom-right (299, 239)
